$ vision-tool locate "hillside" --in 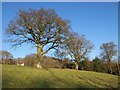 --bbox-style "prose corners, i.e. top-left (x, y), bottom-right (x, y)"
top-left (2, 65), bottom-right (118, 88)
